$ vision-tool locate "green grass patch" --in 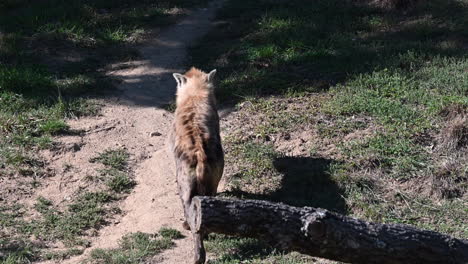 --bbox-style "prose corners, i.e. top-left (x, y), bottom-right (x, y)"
top-left (0, 88), bottom-right (98, 175)
top-left (0, 0), bottom-right (210, 48)
top-left (0, 205), bottom-right (25, 229)
top-left (0, 0), bottom-right (208, 176)
top-left (241, 97), bottom-right (318, 136)
top-left (38, 120), bottom-right (70, 135)
top-left (102, 168), bottom-right (136, 193)
top-left (205, 234), bottom-right (314, 264)
top-left (158, 227), bottom-right (184, 239)
top-left (0, 147), bottom-right (138, 259)
top-left (41, 248), bottom-right (84, 261)
top-left (337, 168), bottom-right (468, 238)
top-left (0, 238), bottom-right (40, 264)
top-left (225, 141), bottom-right (282, 194)
top-left (0, 66), bottom-right (54, 96)
top-left (190, 0), bottom-right (468, 261)
top-left (17, 145), bottom-right (136, 245)
top-left (88, 228), bottom-right (183, 264)
top-left (338, 132), bottom-right (427, 178)
top-left (10, 147), bottom-right (137, 247)
top-left (235, 142), bottom-right (277, 178)
top-left (30, 193), bottom-right (113, 244)
top-left (0, 0), bottom-right (208, 262)
top-left (0, 196), bottom-right (104, 262)
top-left (192, 0), bottom-right (467, 103)
top-left (90, 148), bottom-right (130, 171)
